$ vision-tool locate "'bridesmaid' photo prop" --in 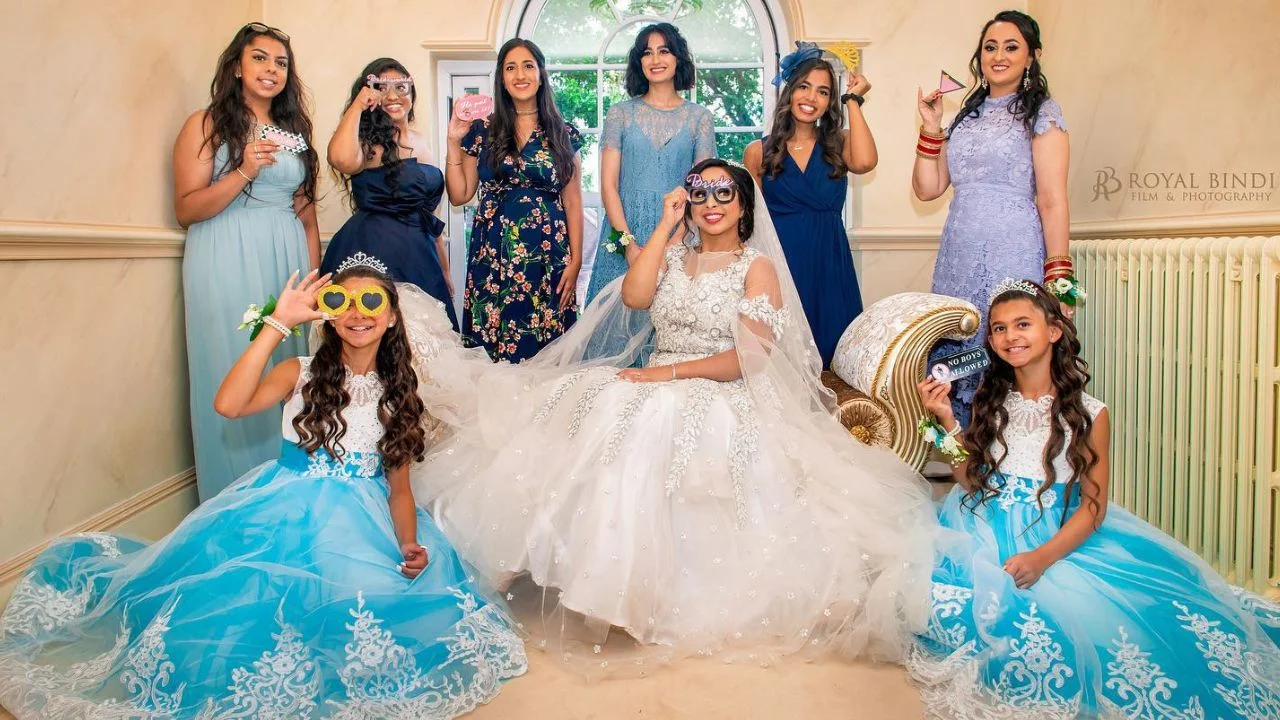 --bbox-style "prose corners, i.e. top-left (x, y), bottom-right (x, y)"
top-left (938, 70), bottom-right (967, 94)
top-left (929, 347), bottom-right (990, 382)
top-left (453, 94), bottom-right (495, 122)
top-left (258, 125), bottom-right (308, 154)
top-left (366, 74), bottom-right (414, 96)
